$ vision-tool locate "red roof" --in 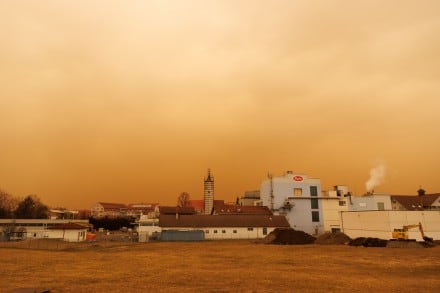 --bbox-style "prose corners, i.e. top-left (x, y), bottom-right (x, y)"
top-left (158, 206), bottom-right (196, 215)
top-left (98, 202), bottom-right (127, 210)
top-left (187, 200), bottom-right (225, 212)
top-left (215, 205), bottom-right (272, 215)
top-left (48, 223), bottom-right (88, 230)
top-left (159, 214), bottom-right (290, 228)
